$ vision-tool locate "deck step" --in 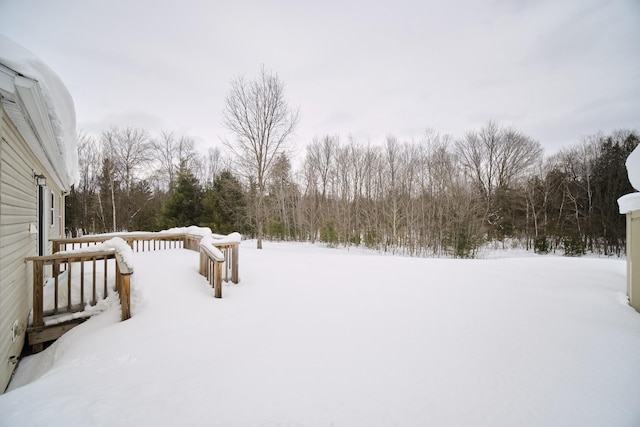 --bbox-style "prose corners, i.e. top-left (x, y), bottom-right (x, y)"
top-left (27, 318), bottom-right (87, 349)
